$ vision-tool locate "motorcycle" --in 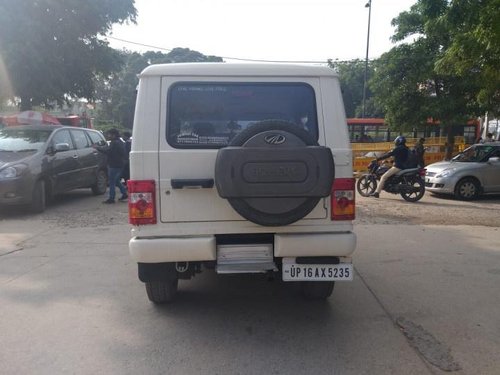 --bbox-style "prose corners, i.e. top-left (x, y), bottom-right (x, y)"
top-left (356, 160), bottom-right (426, 202)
